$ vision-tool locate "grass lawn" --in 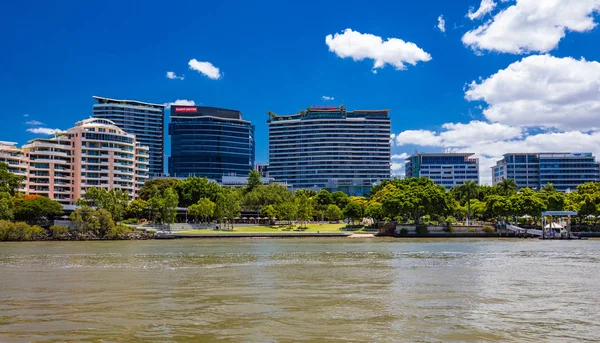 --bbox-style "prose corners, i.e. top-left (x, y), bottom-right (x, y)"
top-left (176, 223), bottom-right (354, 235)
